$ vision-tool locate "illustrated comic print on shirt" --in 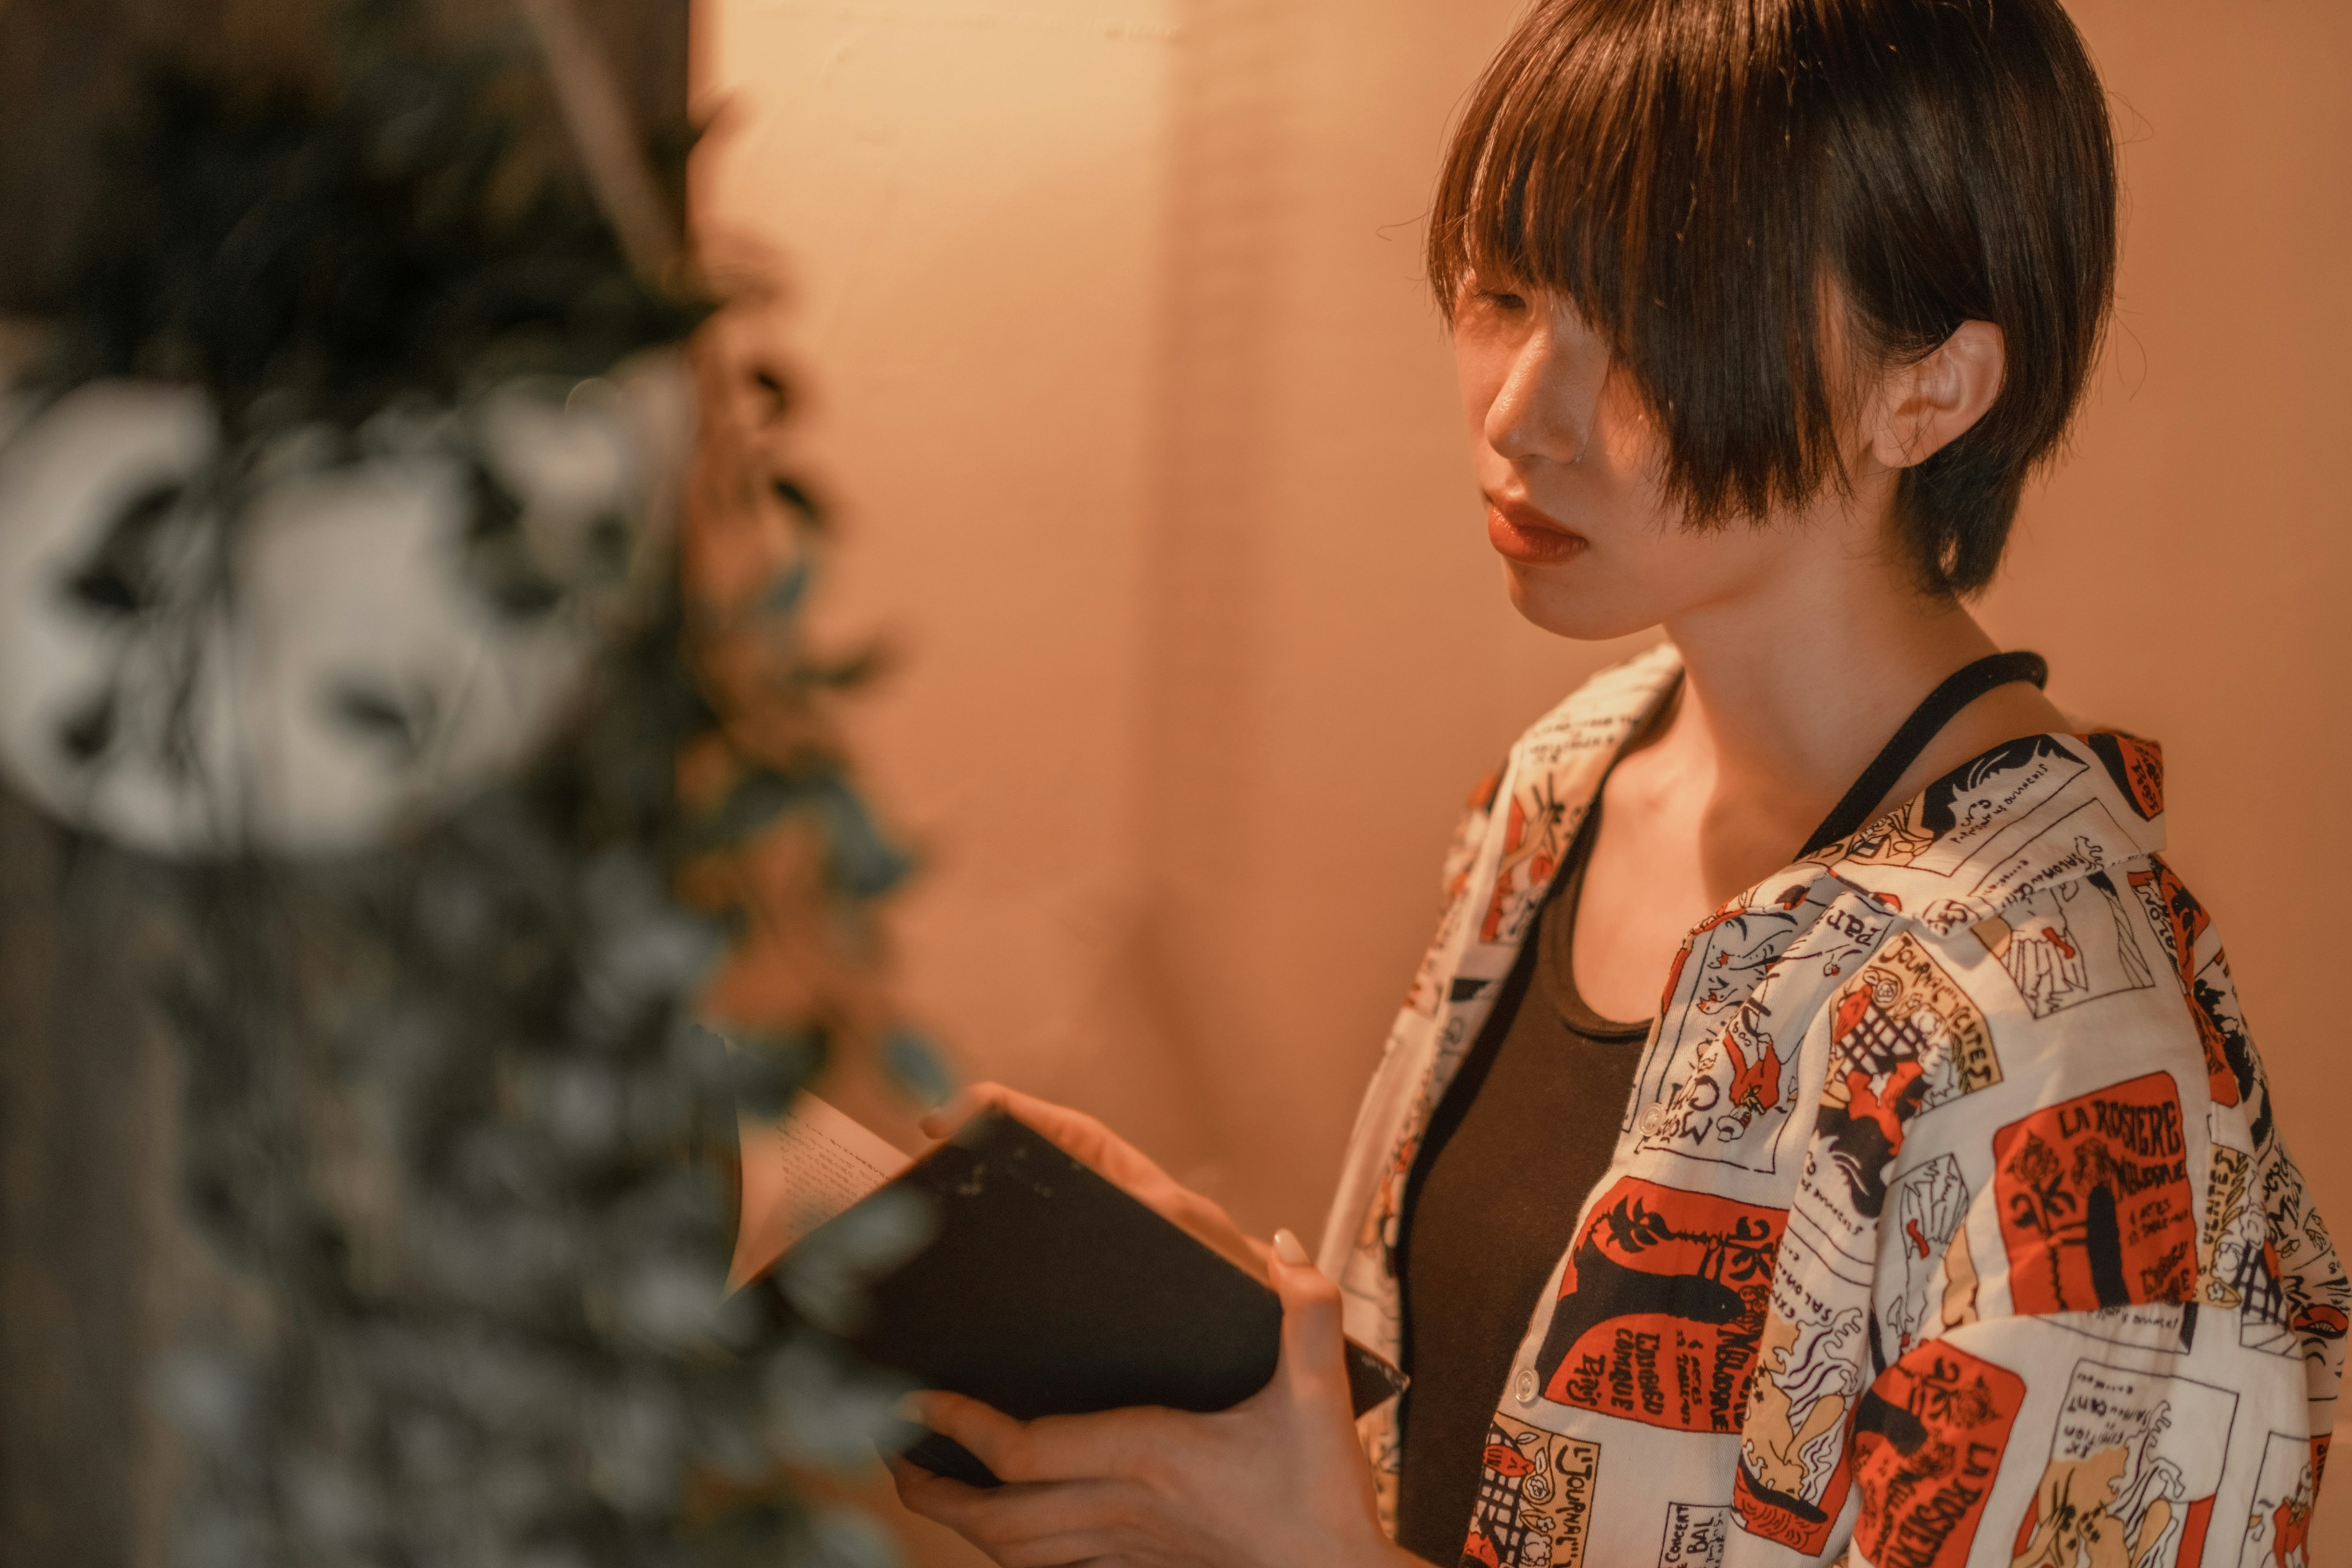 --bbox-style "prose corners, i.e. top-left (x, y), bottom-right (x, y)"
top-left (1733, 1227), bottom-right (1869, 1556)
top-left (1831, 733), bottom-right (2154, 944)
top-left (1847, 1341), bottom-right (2025, 1568)
top-left (2010, 1358), bottom-right (2238, 1568)
top-left (1882, 1153), bottom-right (1981, 1365)
top-left (2236, 1431), bottom-right (2322, 1568)
top-left (2201, 1141), bottom-right (2284, 1324)
top-left (1354, 1113), bottom-right (1415, 1262)
top-left (1828, 733), bottom-right (2091, 878)
top-left (1794, 931), bottom-right (2000, 1268)
top-left (1620, 903), bottom-right (1765, 1135)
top-left (1629, 888), bottom-right (1893, 1168)
top-left (2044, 1301), bottom-right (2201, 1360)
top-left (1951, 801), bottom-right (2150, 937)
top-left (2082, 729), bottom-right (2167, 823)
top-left (2245, 1136), bottom-right (2351, 1370)
top-left (1530, 1177), bottom-right (1781, 1433)
top-left (1993, 1072), bottom-right (2198, 1314)
top-left (1640, 995), bottom-right (1798, 1169)
top-left (1653, 1502), bottom-right (1728, 1568)
top-left (1319, 647), bottom-right (2343, 1568)
top-left (2190, 954), bottom-right (2257, 1114)
top-left (1969, 869), bottom-right (2155, 1020)
top-left (1461, 1415), bottom-right (1600, 1568)
top-left (1481, 771), bottom-right (1577, 947)
top-left (2127, 856), bottom-right (2256, 1110)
